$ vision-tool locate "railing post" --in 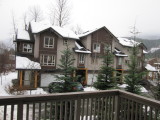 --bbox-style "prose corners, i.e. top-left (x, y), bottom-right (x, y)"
top-left (17, 102), bottom-right (23, 120)
top-left (114, 95), bottom-right (120, 120)
top-left (74, 98), bottom-right (81, 120)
